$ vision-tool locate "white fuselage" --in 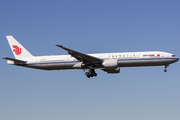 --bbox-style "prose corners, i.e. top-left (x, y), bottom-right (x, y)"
top-left (8, 51), bottom-right (179, 70)
top-left (4, 35), bottom-right (179, 77)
